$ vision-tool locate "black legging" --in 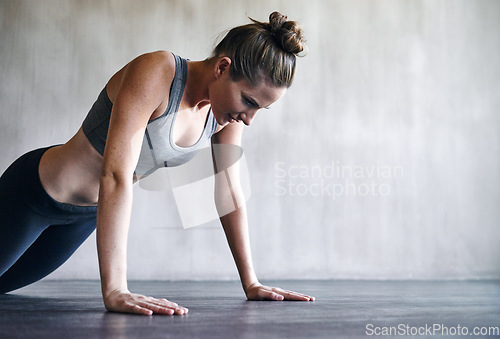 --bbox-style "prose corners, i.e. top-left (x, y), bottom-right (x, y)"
top-left (0, 146), bottom-right (97, 293)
